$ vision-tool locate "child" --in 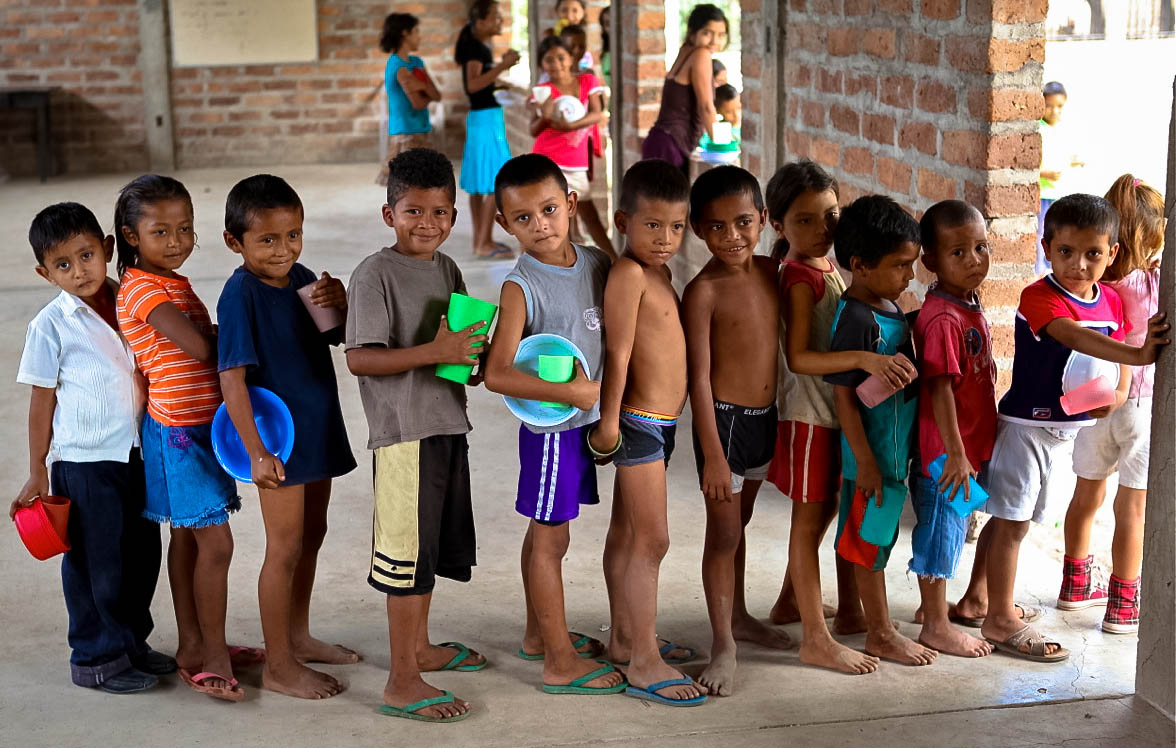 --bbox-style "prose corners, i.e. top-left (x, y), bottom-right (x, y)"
top-left (683, 165), bottom-right (792, 697)
top-left (589, 160), bottom-right (705, 706)
top-left (558, 23), bottom-right (593, 71)
top-left (822, 195), bottom-right (937, 667)
top-left (762, 162), bottom-right (914, 675)
top-left (553, 0), bottom-right (586, 35)
top-left (955, 193), bottom-right (1167, 661)
top-left (1059, 176), bottom-right (1165, 634)
top-left (483, 153), bottom-right (625, 696)
top-left (712, 59), bottom-right (727, 87)
top-left (12, 203), bottom-right (169, 694)
top-left (714, 84), bottom-right (740, 129)
top-left (113, 176), bottom-right (244, 701)
top-left (217, 174), bottom-right (359, 699)
top-left (346, 149), bottom-right (488, 722)
top-left (1036, 81), bottom-right (1084, 274)
top-left (530, 35), bottom-right (613, 256)
top-left (908, 200), bottom-right (996, 658)
top-left (376, 12), bottom-right (441, 185)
